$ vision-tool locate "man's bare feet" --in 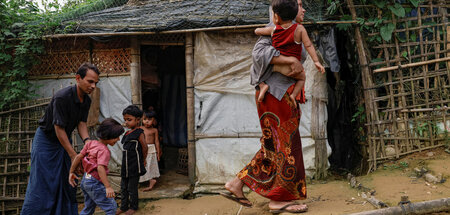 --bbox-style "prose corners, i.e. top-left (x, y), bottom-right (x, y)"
top-left (258, 83), bottom-right (269, 102)
top-left (268, 200), bottom-right (308, 213)
top-left (223, 177), bottom-right (252, 207)
top-left (125, 209), bottom-right (136, 215)
top-left (142, 179), bottom-right (157, 192)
